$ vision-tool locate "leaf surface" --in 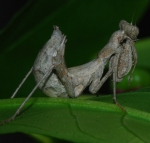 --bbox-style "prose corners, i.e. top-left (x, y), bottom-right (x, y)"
top-left (1, 93), bottom-right (150, 143)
